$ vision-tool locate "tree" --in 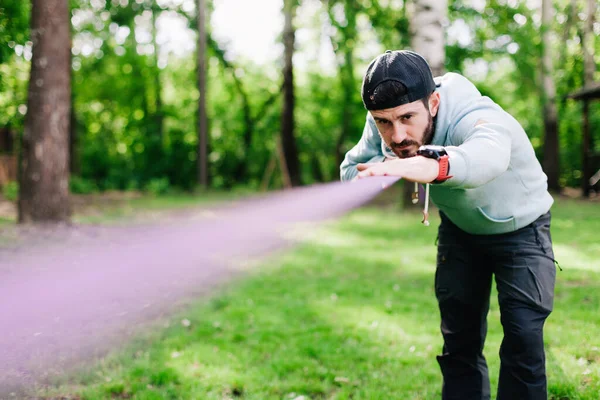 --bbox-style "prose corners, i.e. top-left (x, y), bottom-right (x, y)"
top-left (581, 0), bottom-right (597, 197)
top-left (410, 0), bottom-right (447, 77)
top-left (406, 0), bottom-right (447, 208)
top-left (582, 0), bottom-right (597, 87)
top-left (326, 0), bottom-right (360, 167)
top-left (197, 0), bottom-right (208, 187)
top-left (541, 0), bottom-right (559, 192)
top-left (19, 0), bottom-right (71, 223)
top-left (281, 0), bottom-right (302, 187)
